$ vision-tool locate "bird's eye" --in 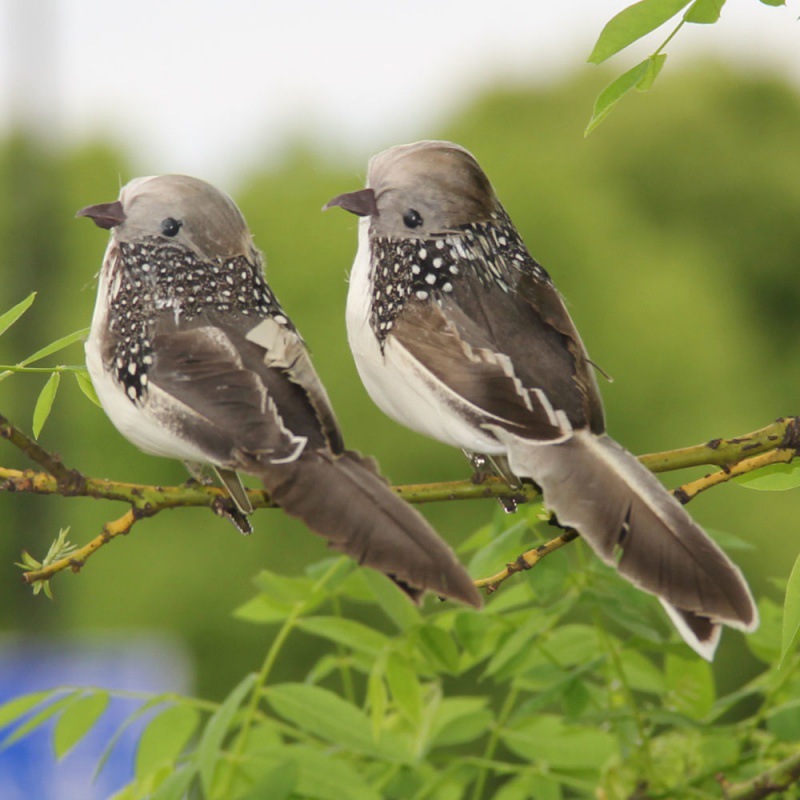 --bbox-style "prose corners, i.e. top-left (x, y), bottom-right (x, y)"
top-left (160, 217), bottom-right (182, 237)
top-left (403, 209), bottom-right (423, 229)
